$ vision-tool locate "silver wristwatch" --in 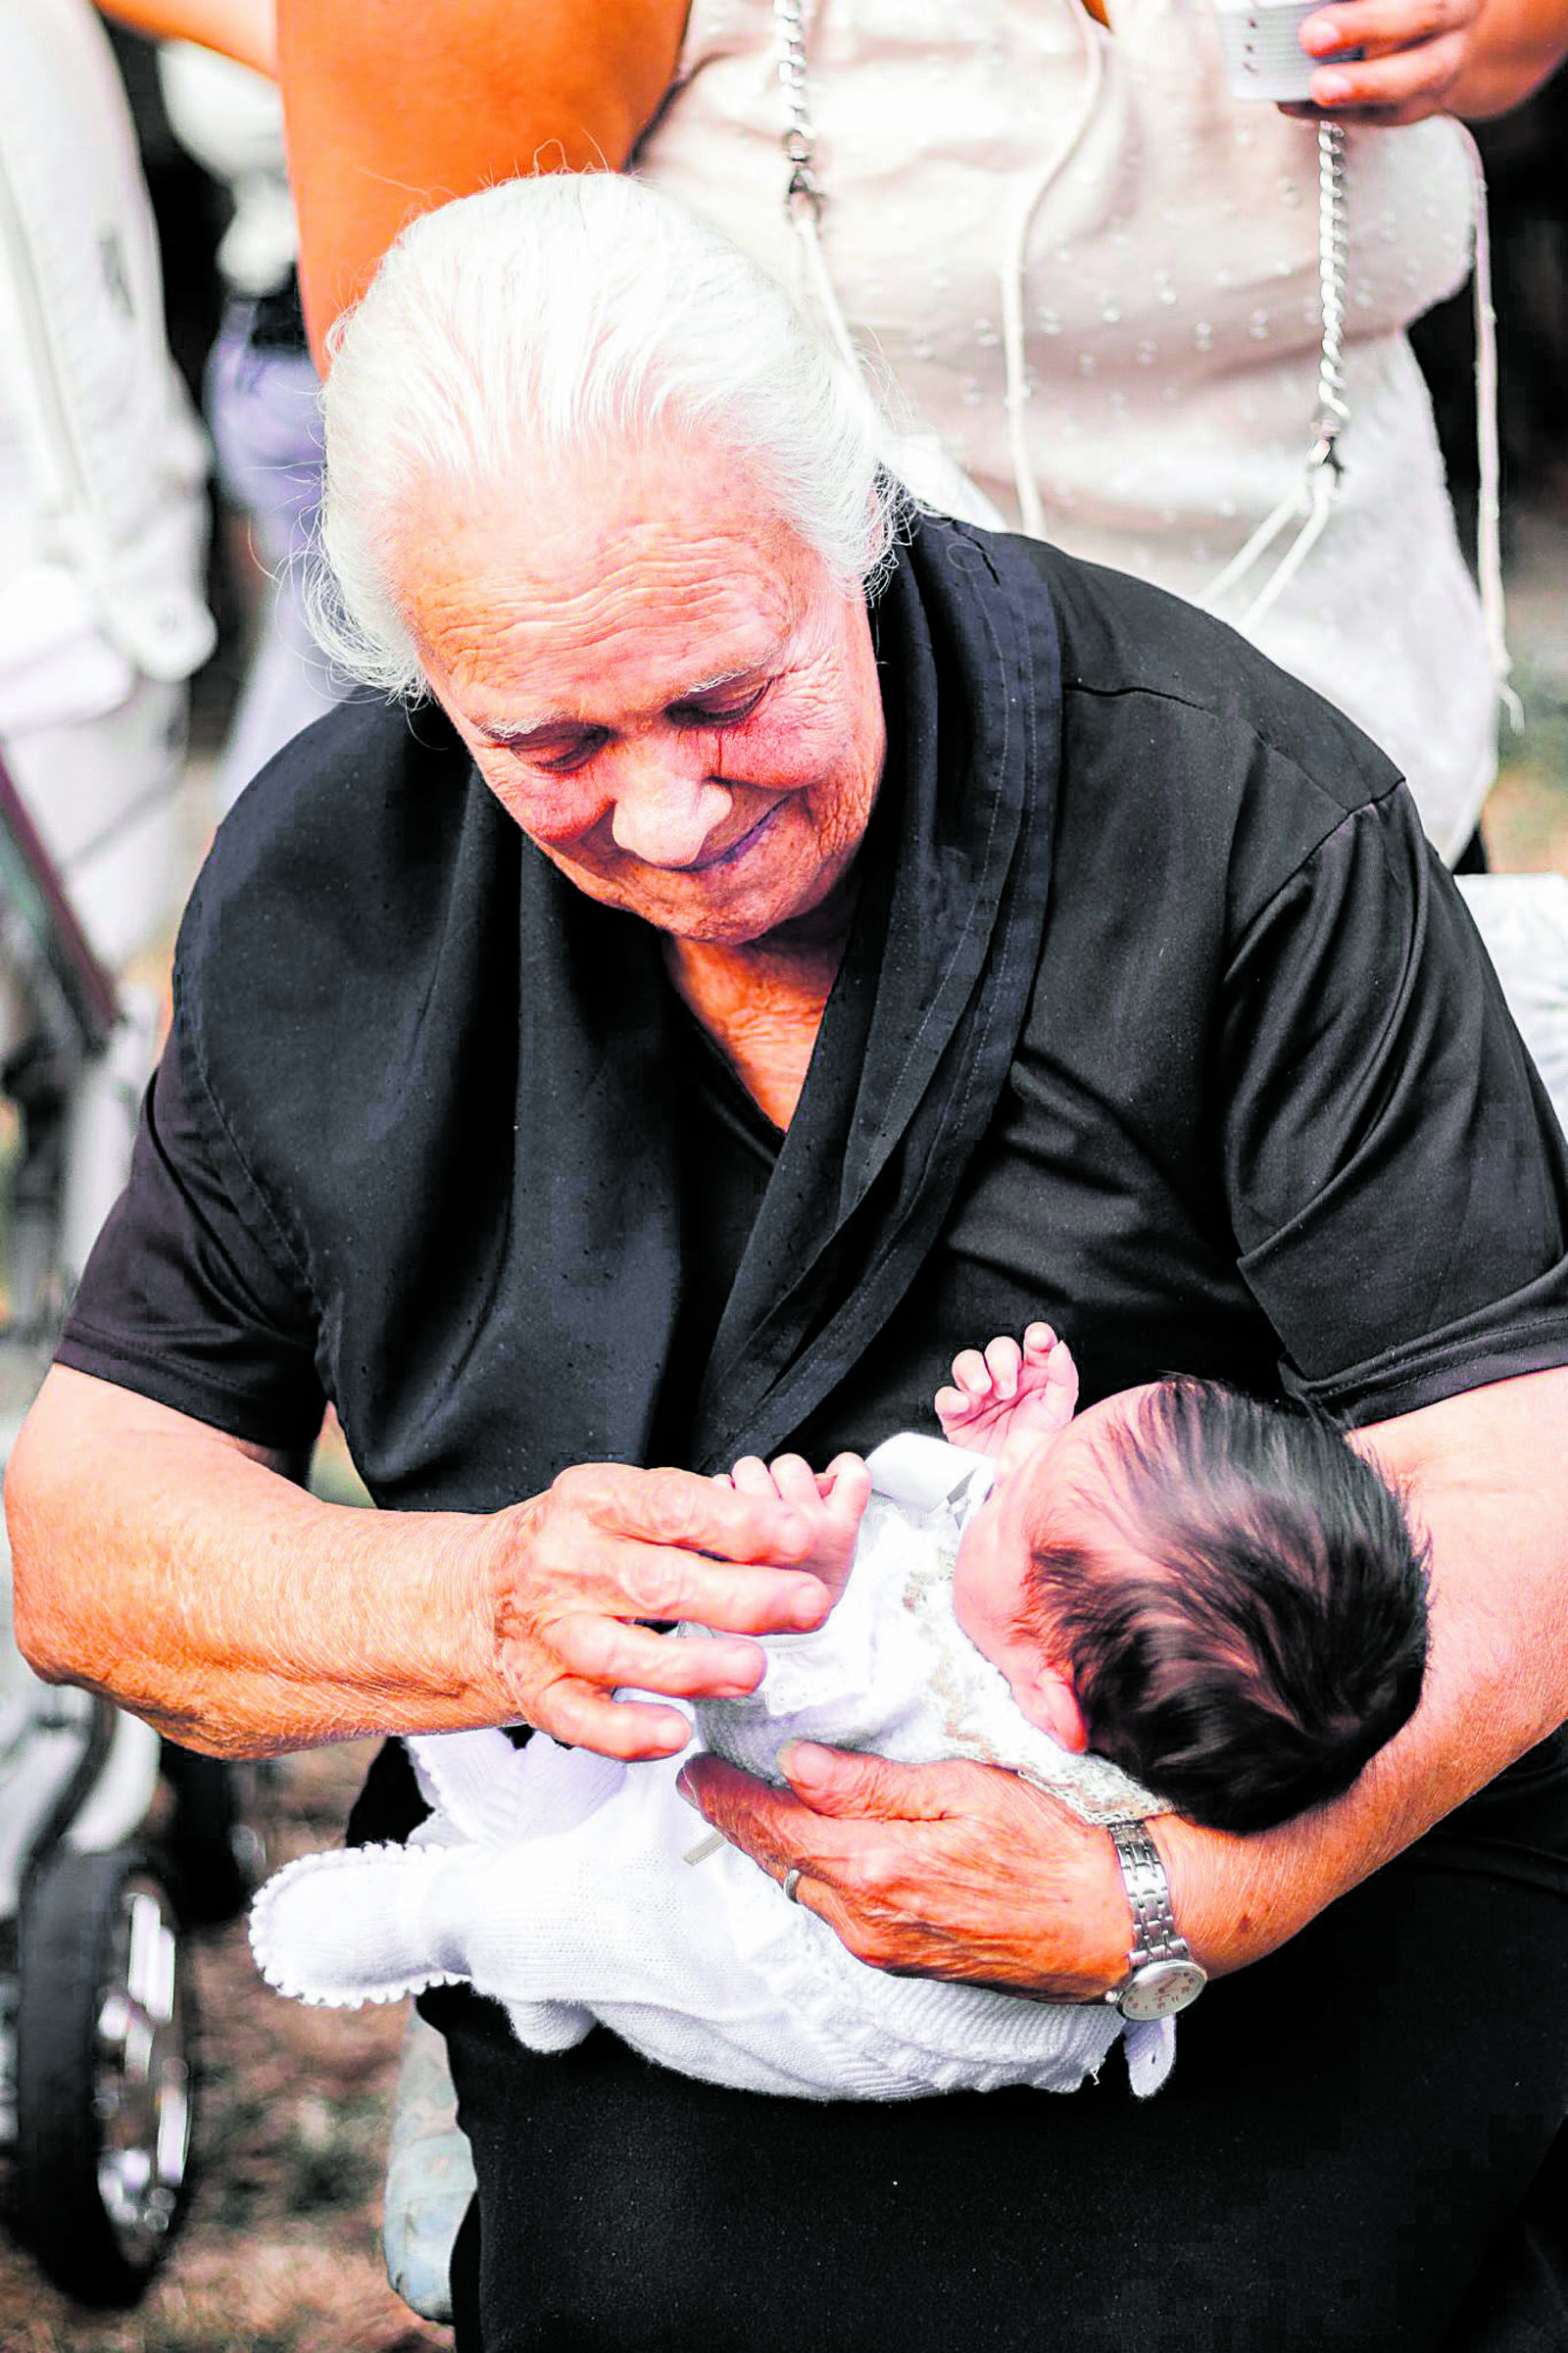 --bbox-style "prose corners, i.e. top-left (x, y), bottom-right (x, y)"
top-left (1102, 1820), bottom-right (1207, 2023)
